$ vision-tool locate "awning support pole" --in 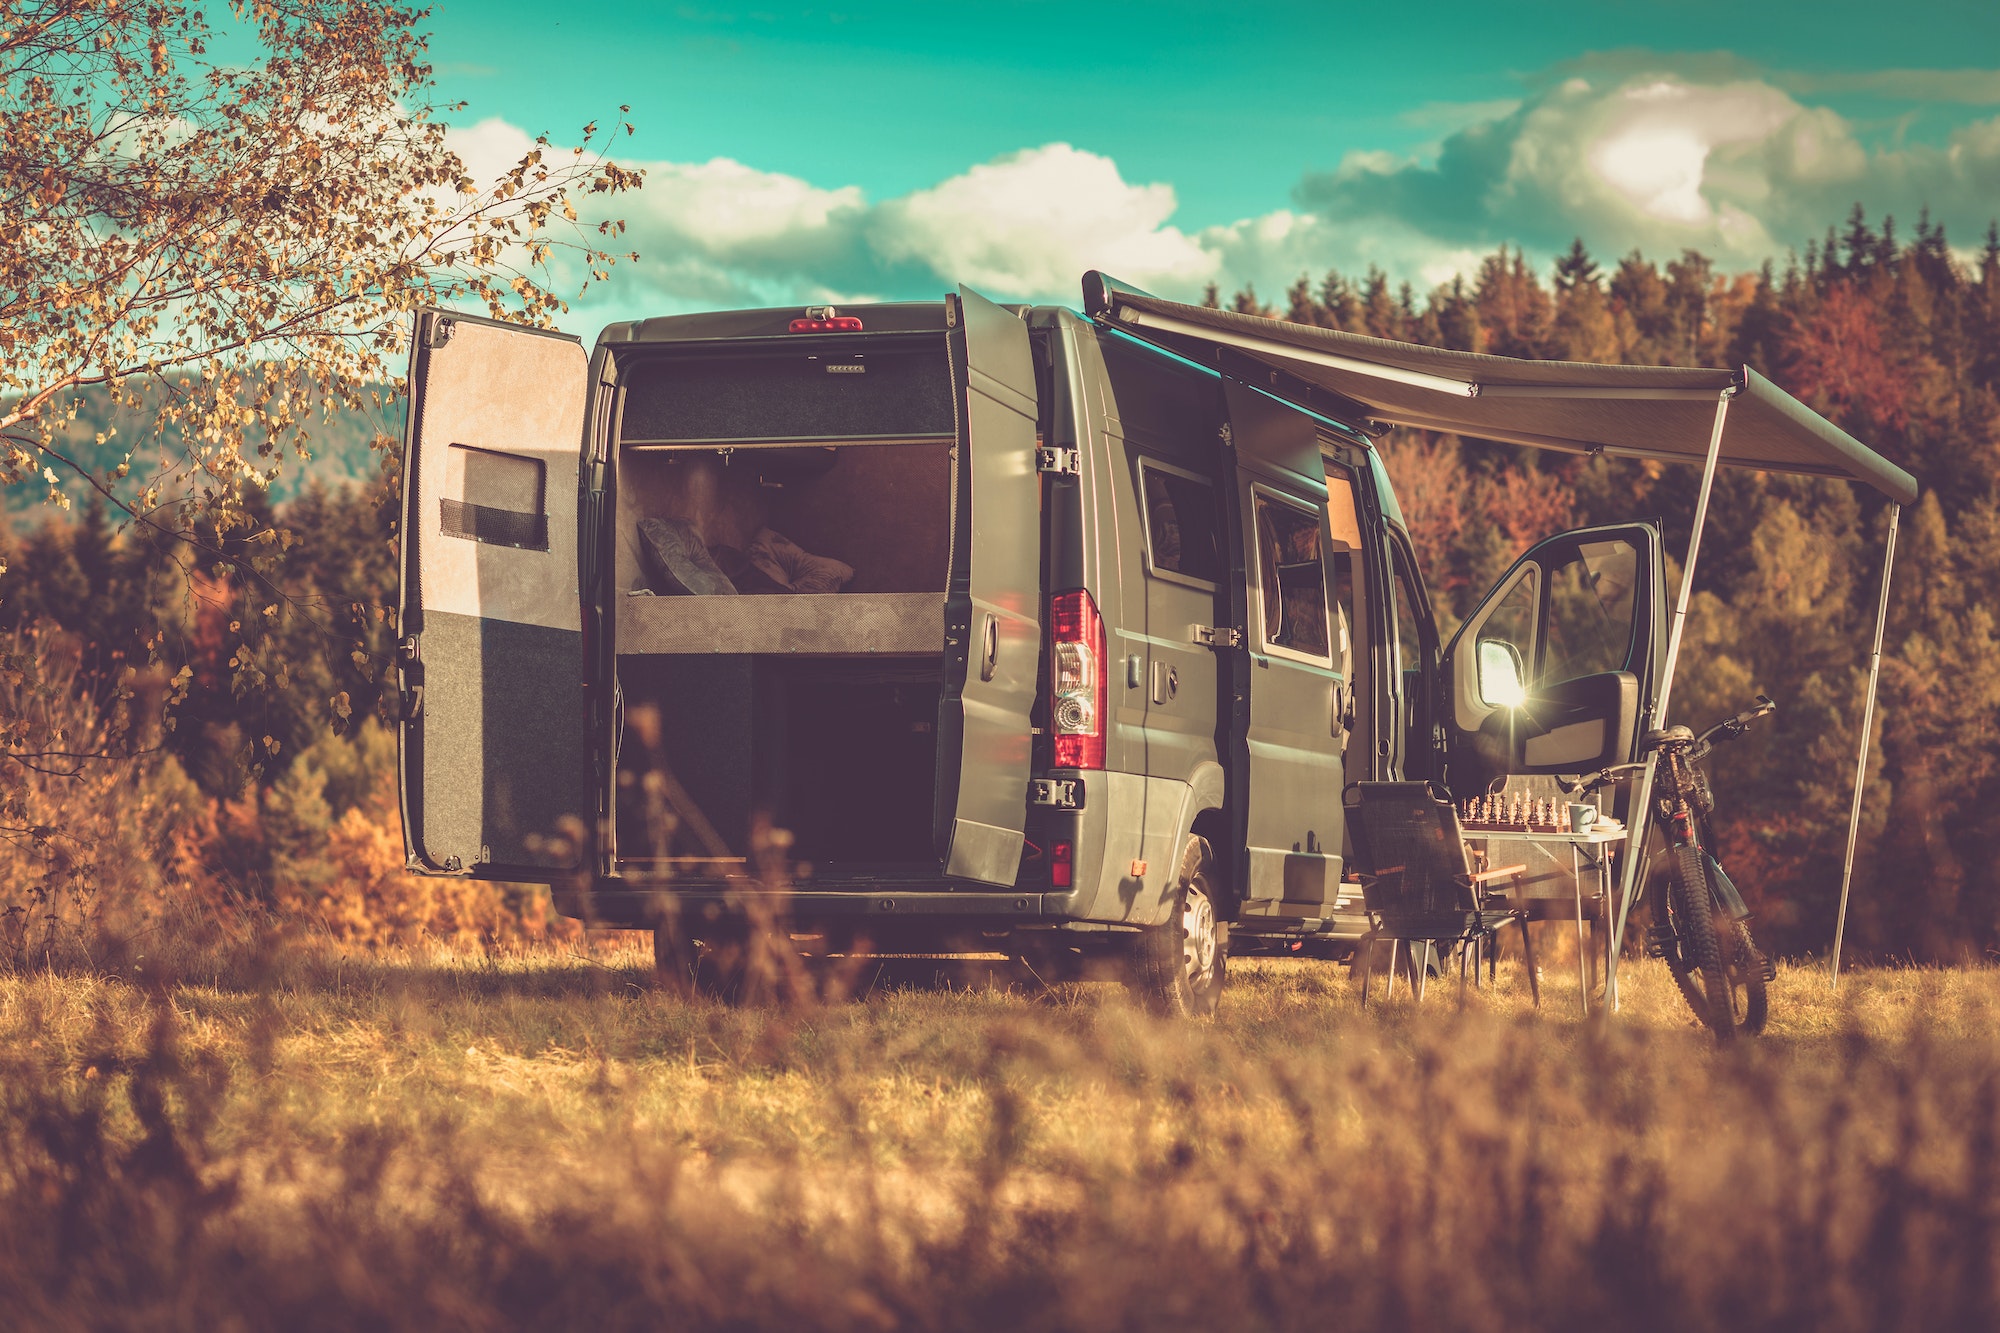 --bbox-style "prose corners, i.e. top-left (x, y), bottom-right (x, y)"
top-left (1830, 504), bottom-right (1901, 989)
top-left (1607, 385), bottom-right (1734, 1011)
